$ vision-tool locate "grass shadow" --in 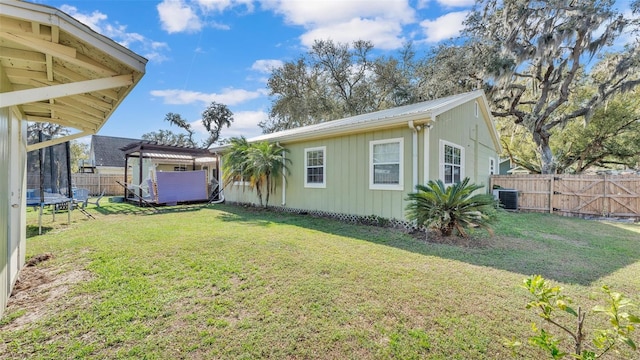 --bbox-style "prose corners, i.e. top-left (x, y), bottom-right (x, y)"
top-left (214, 204), bottom-right (640, 286)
